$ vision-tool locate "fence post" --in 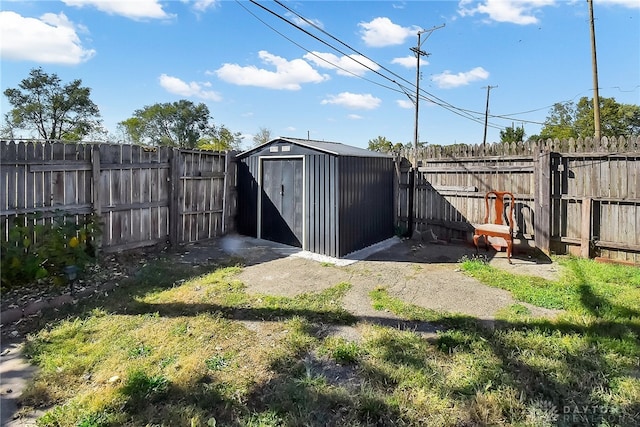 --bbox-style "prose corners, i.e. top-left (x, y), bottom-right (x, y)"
top-left (408, 167), bottom-right (415, 237)
top-left (168, 148), bottom-right (180, 247)
top-left (581, 197), bottom-right (592, 258)
top-left (534, 149), bottom-right (551, 255)
top-left (222, 151), bottom-right (237, 234)
top-left (91, 144), bottom-right (103, 255)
